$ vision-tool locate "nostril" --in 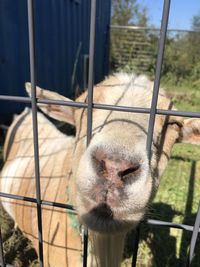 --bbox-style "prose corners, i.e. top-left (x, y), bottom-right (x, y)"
top-left (100, 160), bottom-right (106, 171)
top-left (118, 164), bottom-right (140, 180)
top-left (97, 160), bottom-right (106, 175)
top-left (93, 148), bottom-right (141, 183)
